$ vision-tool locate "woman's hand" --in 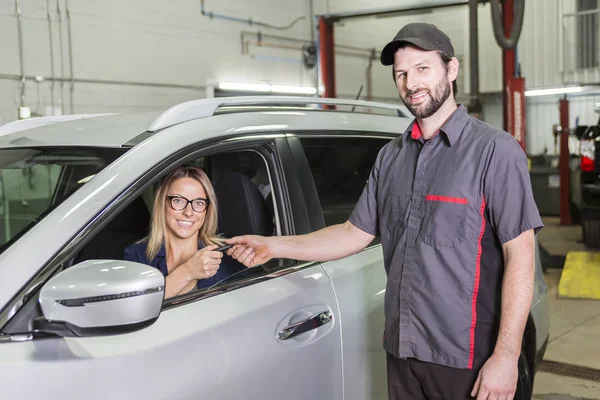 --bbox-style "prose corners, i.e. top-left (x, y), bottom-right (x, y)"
top-left (184, 245), bottom-right (223, 279)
